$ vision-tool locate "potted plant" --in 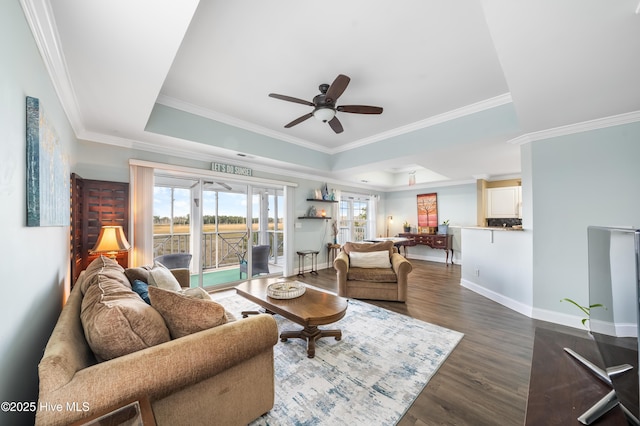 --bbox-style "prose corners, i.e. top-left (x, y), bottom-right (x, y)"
top-left (438, 219), bottom-right (449, 235)
top-left (403, 221), bottom-right (411, 233)
top-left (561, 298), bottom-right (605, 328)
